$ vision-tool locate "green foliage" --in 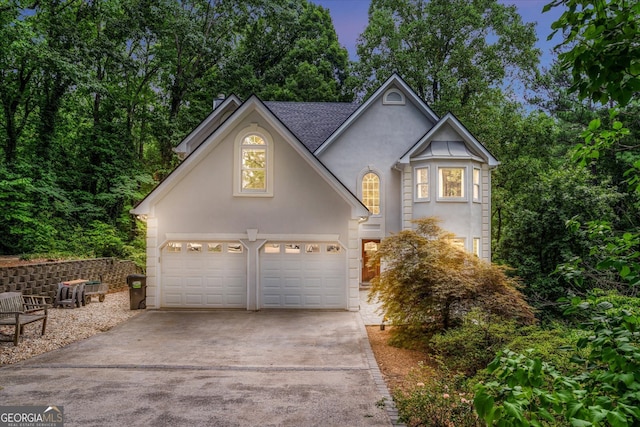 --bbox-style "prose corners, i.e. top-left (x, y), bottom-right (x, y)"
top-left (395, 365), bottom-right (481, 427)
top-left (474, 295), bottom-right (640, 426)
top-left (545, 0), bottom-right (640, 107)
top-left (430, 310), bottom-right (521, 376)
top-left (495, 162), bottom-right (622, 311)
top-left (0, 167), bottom-right (58, 253)
top-left (0, 0), bottom-right (352, 262)
top-left (432, 311), bottom-right (581, 377)
top-left (370, 217), bottom-right (535, 345)
top-left (220, 1), bottom-right (350, 102)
